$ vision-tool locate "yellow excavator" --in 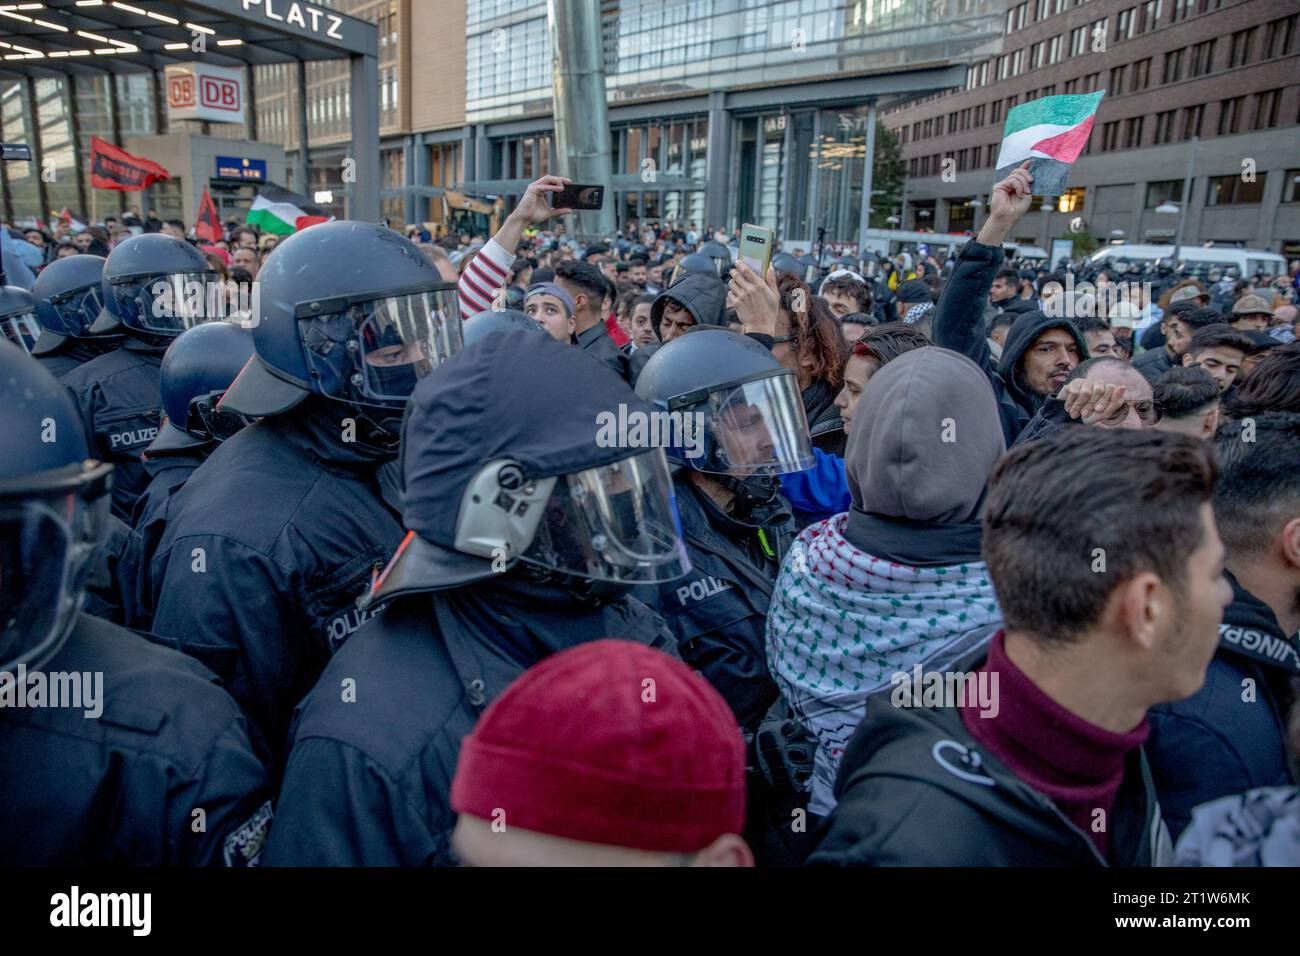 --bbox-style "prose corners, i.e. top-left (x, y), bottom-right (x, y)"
top-left (438, 190), bottom-right (503, 238)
